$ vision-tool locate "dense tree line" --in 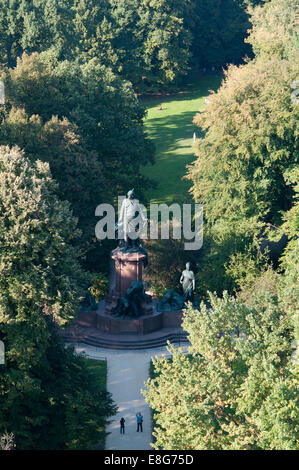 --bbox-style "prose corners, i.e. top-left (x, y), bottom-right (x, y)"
top-left (144, 0), bottom-right (299, 449)
top-left (0, 51), bottom-right (154, 271)
top-left (0, 0), bottom-right (263, 88)
top-left (187, 0), bottom-right (298, 296)
top-left (0, 147), bottom-right (116, 449)
top-left (0, 0), bottom-right (296, 452)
